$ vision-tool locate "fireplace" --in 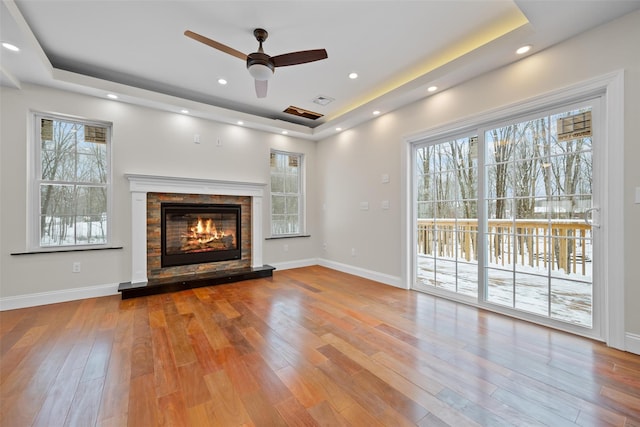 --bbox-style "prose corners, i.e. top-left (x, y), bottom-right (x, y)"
top-left (161, 203), bottom-right (241, 267)
top-left (119, 174), bottom-right (274, 299)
